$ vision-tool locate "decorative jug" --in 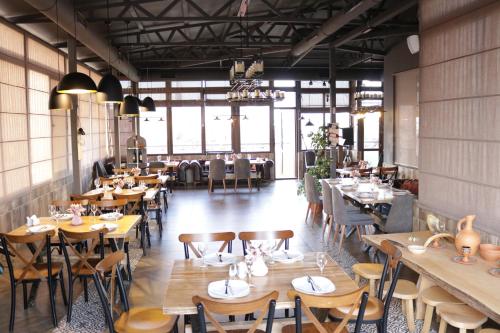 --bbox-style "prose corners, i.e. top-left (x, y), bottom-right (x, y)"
top-left (251, 256), bottom-right (268, 277)
top-left (455, 215), bottom-right (480, 256)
